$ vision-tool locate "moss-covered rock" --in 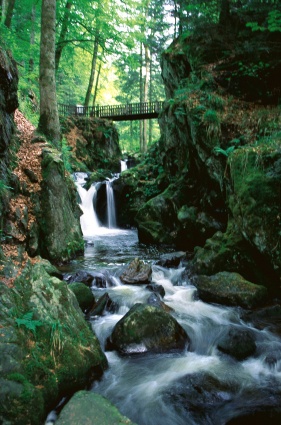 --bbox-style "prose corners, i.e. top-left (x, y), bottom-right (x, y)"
top-left (37, 148), bottom-right (84, 262)
top-left (56, 390), bottom-right (137, 425)
top-left (0, 259), bottom-right (107, 424)
top-left (107, 303), bottom-right (189, 355)
top-left (194, 271), bottom-right (268, 309)
top-left (68, 282), bottom-right (95, 312)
